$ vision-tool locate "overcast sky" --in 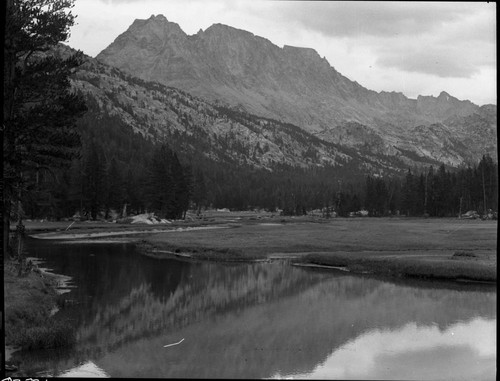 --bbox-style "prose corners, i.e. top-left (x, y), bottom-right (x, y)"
top-left (67, 0), bottom-right (496, 105)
